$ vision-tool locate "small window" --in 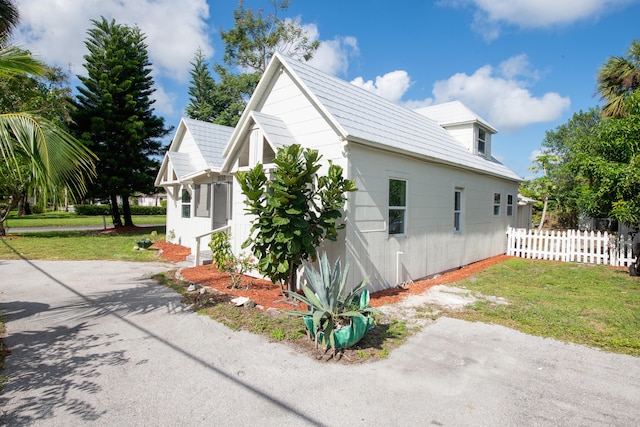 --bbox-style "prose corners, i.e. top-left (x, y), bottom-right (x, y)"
top-left (181, 189), bottom-right (191, 218)
top-left (454, 188), bottom-right (463, 233)
top-left (493, 192), bottom-right (501, 216)
top-left (506, 194), bottom-right (514, 216)
top-left (477, 128), bottom-right (486, 156)
top-left (389, 179), bottom-right (407, 235)
top-left (194, 184), bottom-right (211, 218)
